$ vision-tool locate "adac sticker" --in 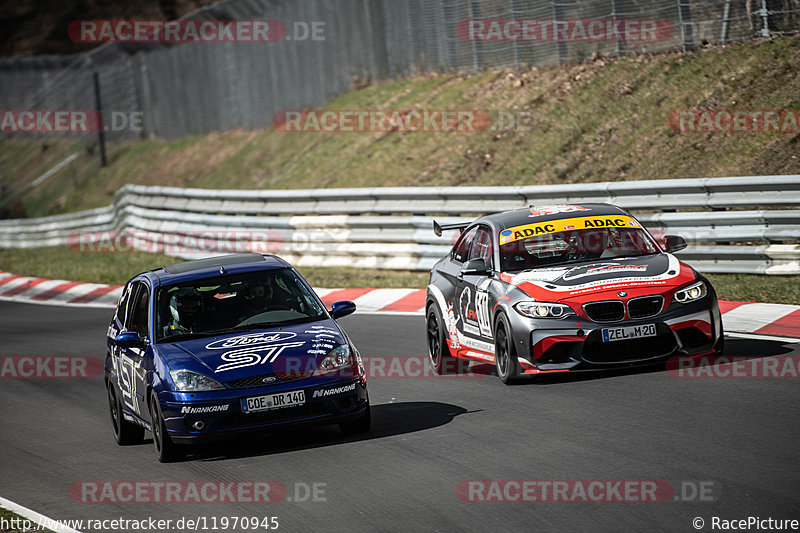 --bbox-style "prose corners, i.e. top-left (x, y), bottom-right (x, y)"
top-left (499, 215), bottom-right (641, 245)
